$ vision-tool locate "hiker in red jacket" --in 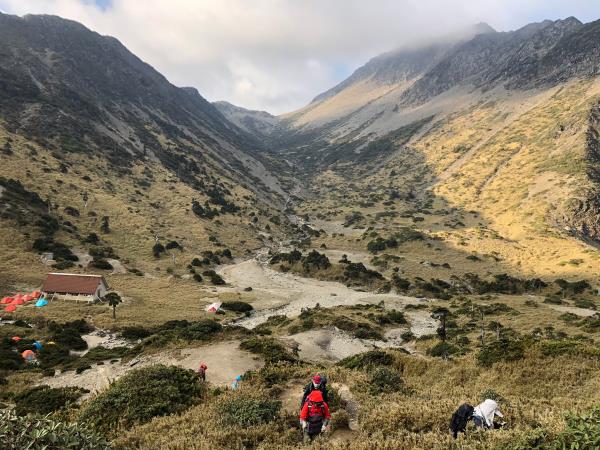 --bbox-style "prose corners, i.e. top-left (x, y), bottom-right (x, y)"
top-left (299, 390), bottom-right (331, 441)
top-left (197, 362), bottom-right (207, 381)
